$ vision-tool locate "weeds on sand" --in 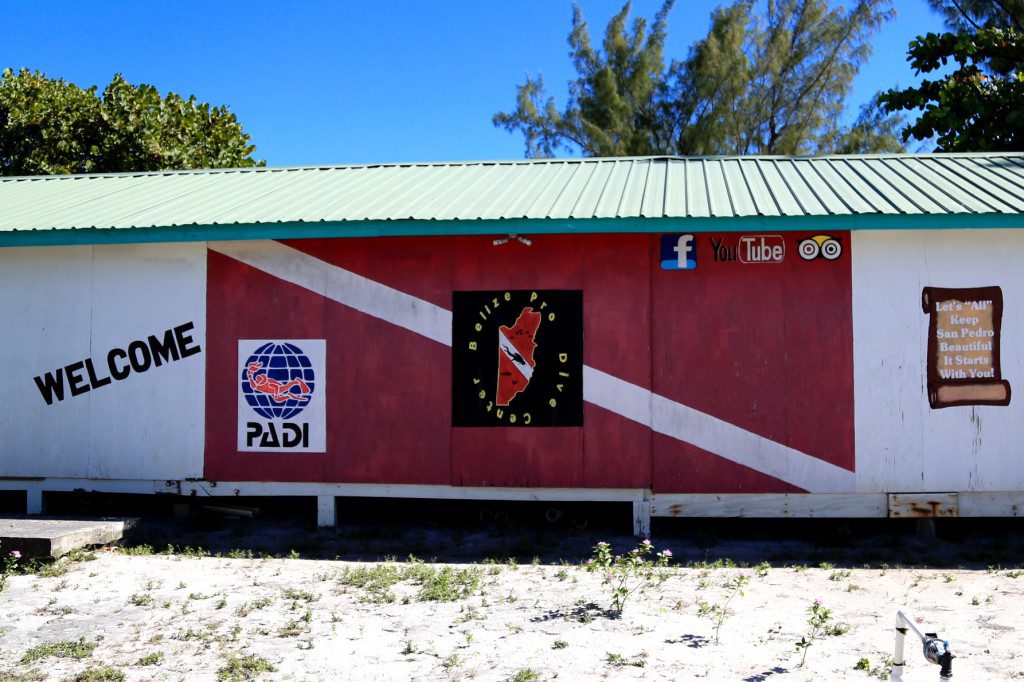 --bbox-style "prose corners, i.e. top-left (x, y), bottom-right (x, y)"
top-left (235, 597), bottom-right (272, 616)
top-left (855, 656), bottom-right (892, 679)
top-left (216, 654), bottom-right (276, 681)
top-left (696, 574), bottom-right (749, 644)
top-left (136, 652), bottom-right (165, 666)
top-left (796, 600), bottom-right (834, 667)
top-left (71, 667), bottom-right (124, 681)
top-left (338, 561), bottom-right (482, 603)
top-left (20, 639), bottom-right (97, 664)
top-left (0, 542), bottom-right (21, 593)
top-left (586, 540), bottom-right (671, 614)
top-left (605, 651), bottom-right (648, 668)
